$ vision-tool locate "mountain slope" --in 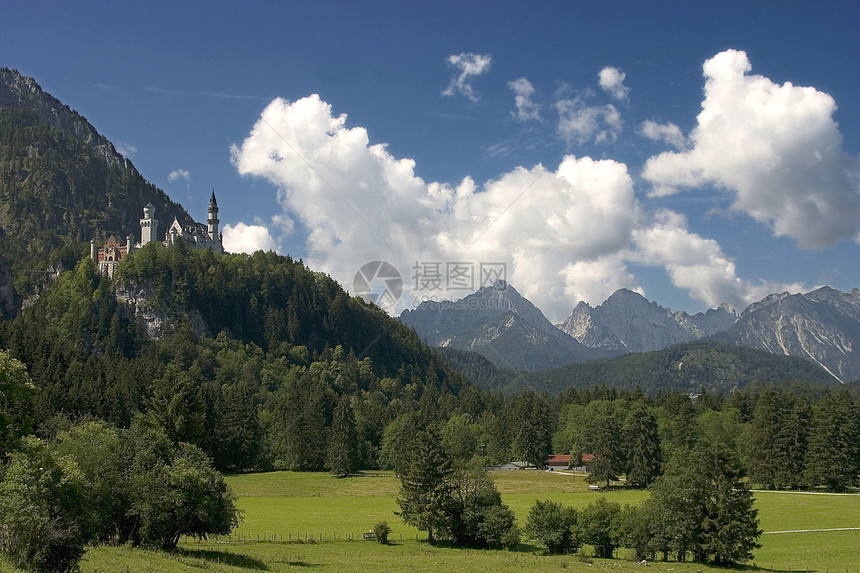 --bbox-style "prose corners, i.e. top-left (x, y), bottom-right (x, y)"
top-left (0, 67), bottom-right (193, 304)
top-left (503, 341), bottom-right (839, 395)
top-left (399, 281), bottom-right (599, 370)
top-left (710, 287), bottom-right (860, 383)
top-left (560, 288), bottom-right (737, 355)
